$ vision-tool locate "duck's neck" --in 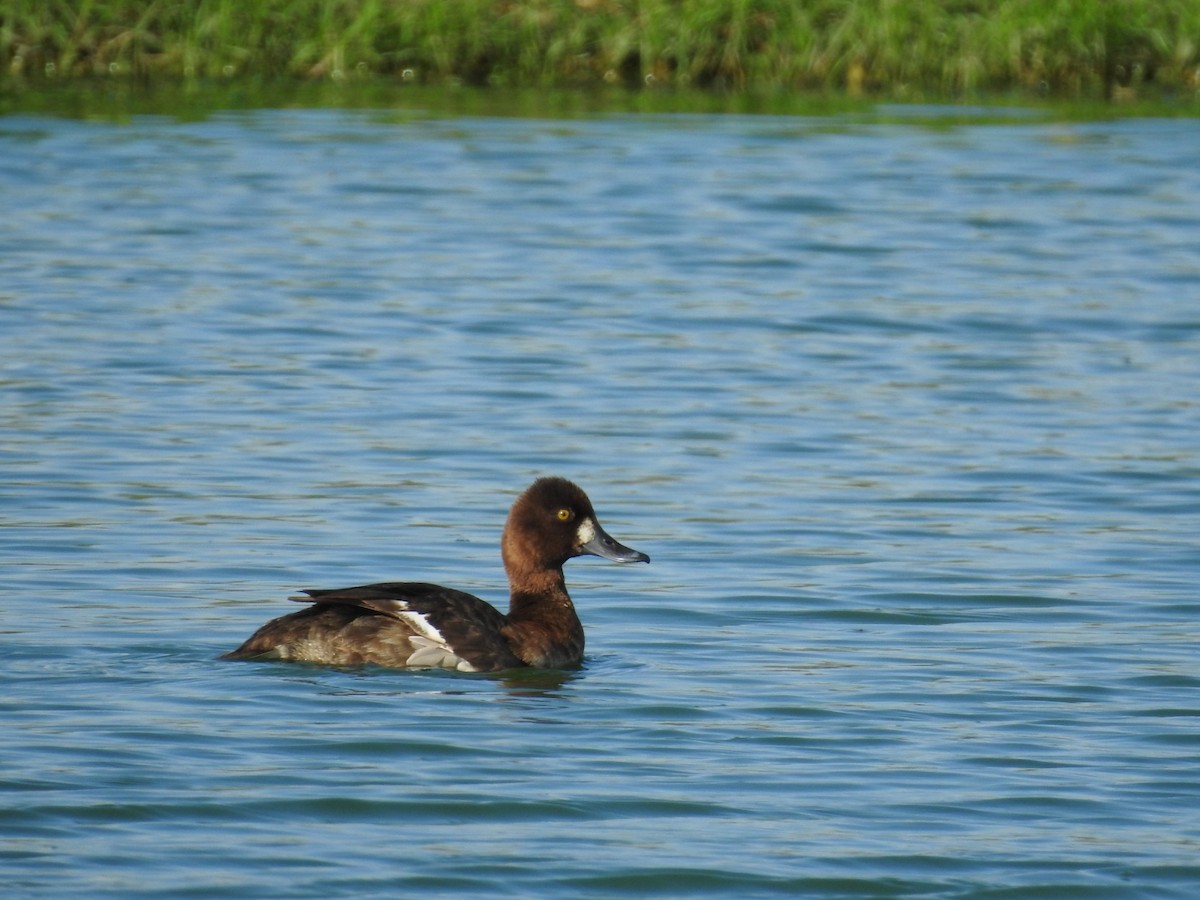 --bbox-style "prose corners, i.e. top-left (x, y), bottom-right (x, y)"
top-left (504, 569), bottom-right (585, 668)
